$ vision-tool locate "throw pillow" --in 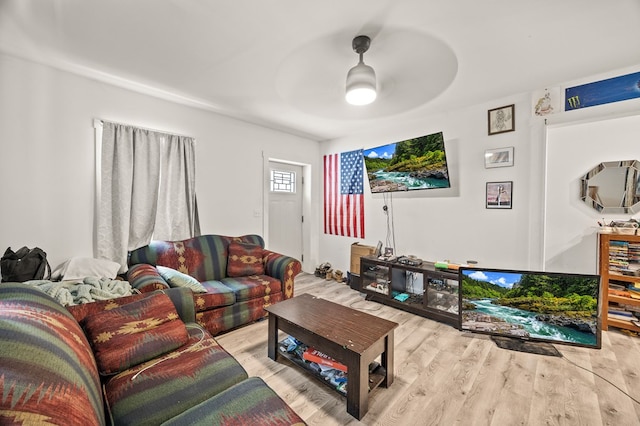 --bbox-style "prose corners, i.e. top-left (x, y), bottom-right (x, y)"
top-left (83, 292), bottom-right (189, 375)
top-left (227, 242), bottom-right (265, 277)
top-left (156, 265), bottom-right (207, 293)
top-left (127, 263), bottom-right (170, 291)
